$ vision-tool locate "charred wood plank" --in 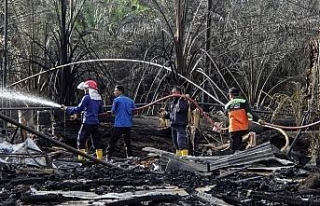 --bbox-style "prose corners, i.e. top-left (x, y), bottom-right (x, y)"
top-left (30, 187), bottom-right (188, 201)
top-left (217, 165), bottom-right (252, 179)
top-left (16, 168), bottom-right (54, 175)
top-left (20, 194), bottom-right (61, 204)
top-left (10, 177), bottom-right (45, 185)
top-left (294, 188), bottom-right (320, 195)
top-left (221, 194), bottom-right (248, 206)
top-left (196, 191), bottom-right (231, 206)
top-left (251, 191), bottom-right (318, 206)
top-left (45, 179), bottom-right (146, 190)
top-left (105, 194), bottom-right (180, 206)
